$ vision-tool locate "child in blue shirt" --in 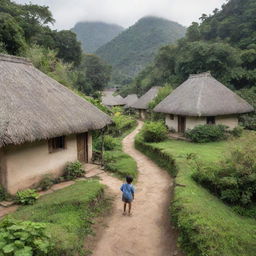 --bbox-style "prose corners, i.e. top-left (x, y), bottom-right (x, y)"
top-left (120, 176), bottom-right (135, 216)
